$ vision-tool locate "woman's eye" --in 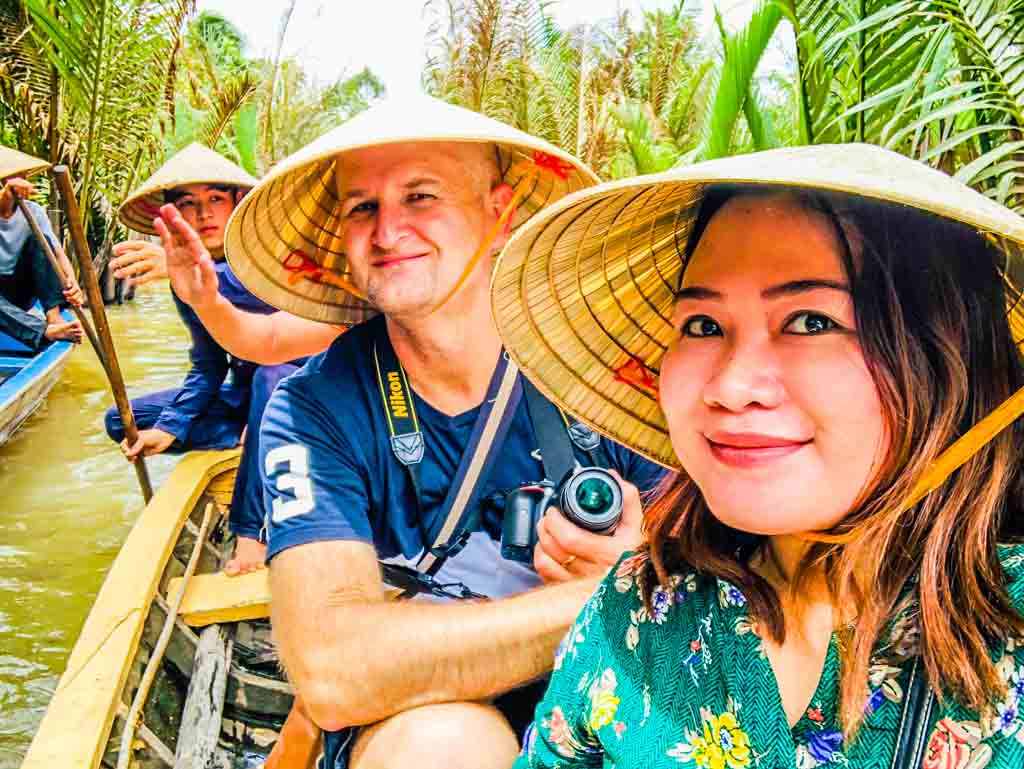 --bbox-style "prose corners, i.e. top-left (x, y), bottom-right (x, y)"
top-left (408, 192), bottom-right (436, 203)
top-left (785, 312), bottom-right (838, 335)
top-left (682, 316), bottom-right (722, 337)
top-left (177, 200), bottom-right (195, 210)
